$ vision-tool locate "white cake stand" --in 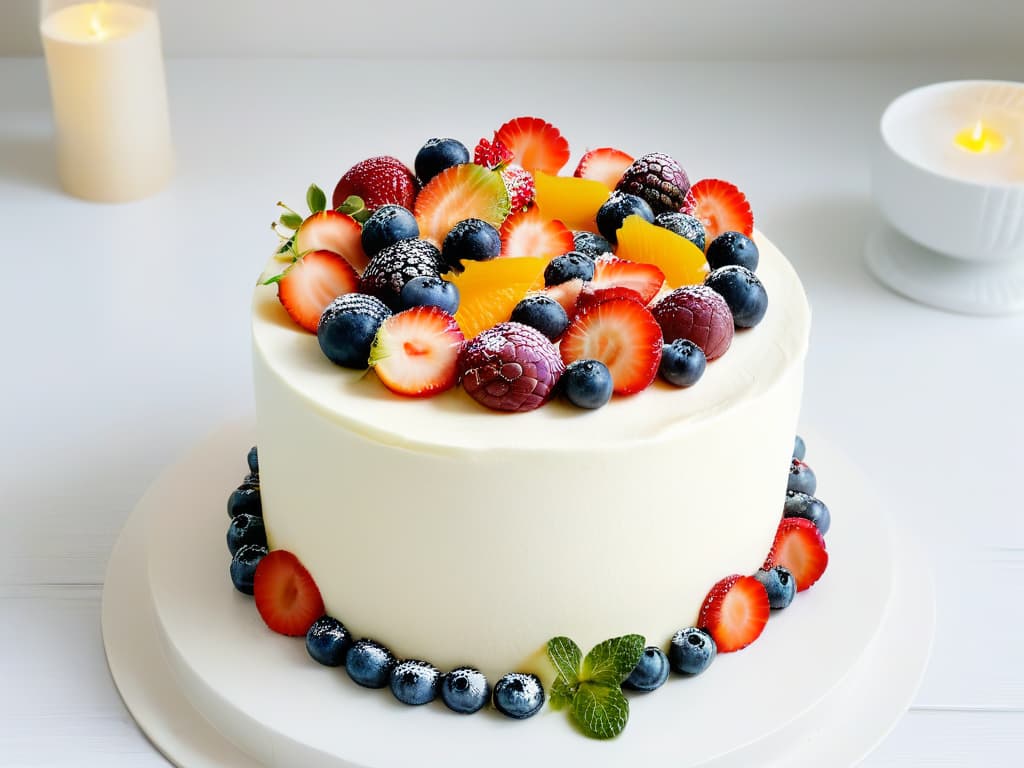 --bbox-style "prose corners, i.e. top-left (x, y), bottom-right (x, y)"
top-left (102, 422), bottom-right (934, 767)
